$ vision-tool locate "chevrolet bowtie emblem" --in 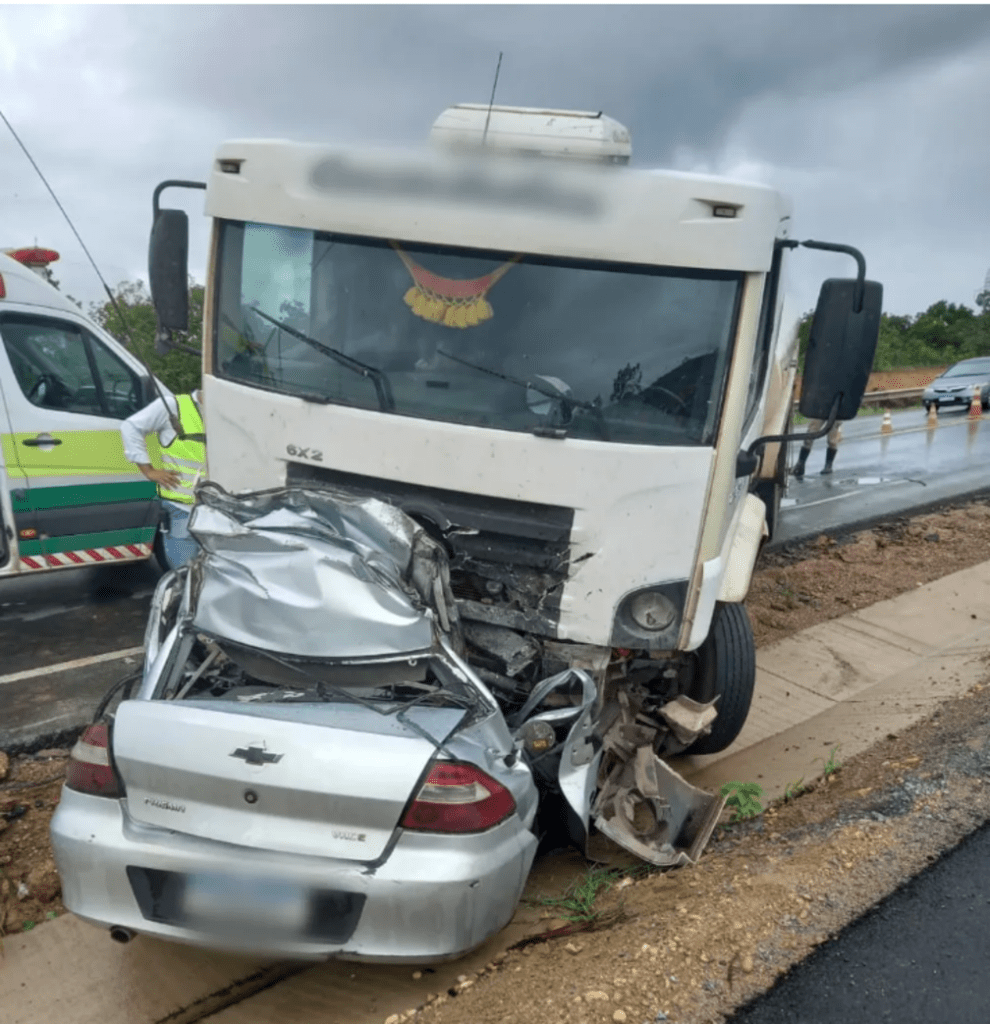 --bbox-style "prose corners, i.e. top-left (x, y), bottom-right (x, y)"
top-left (231, 745), bottom-right (283, 766)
